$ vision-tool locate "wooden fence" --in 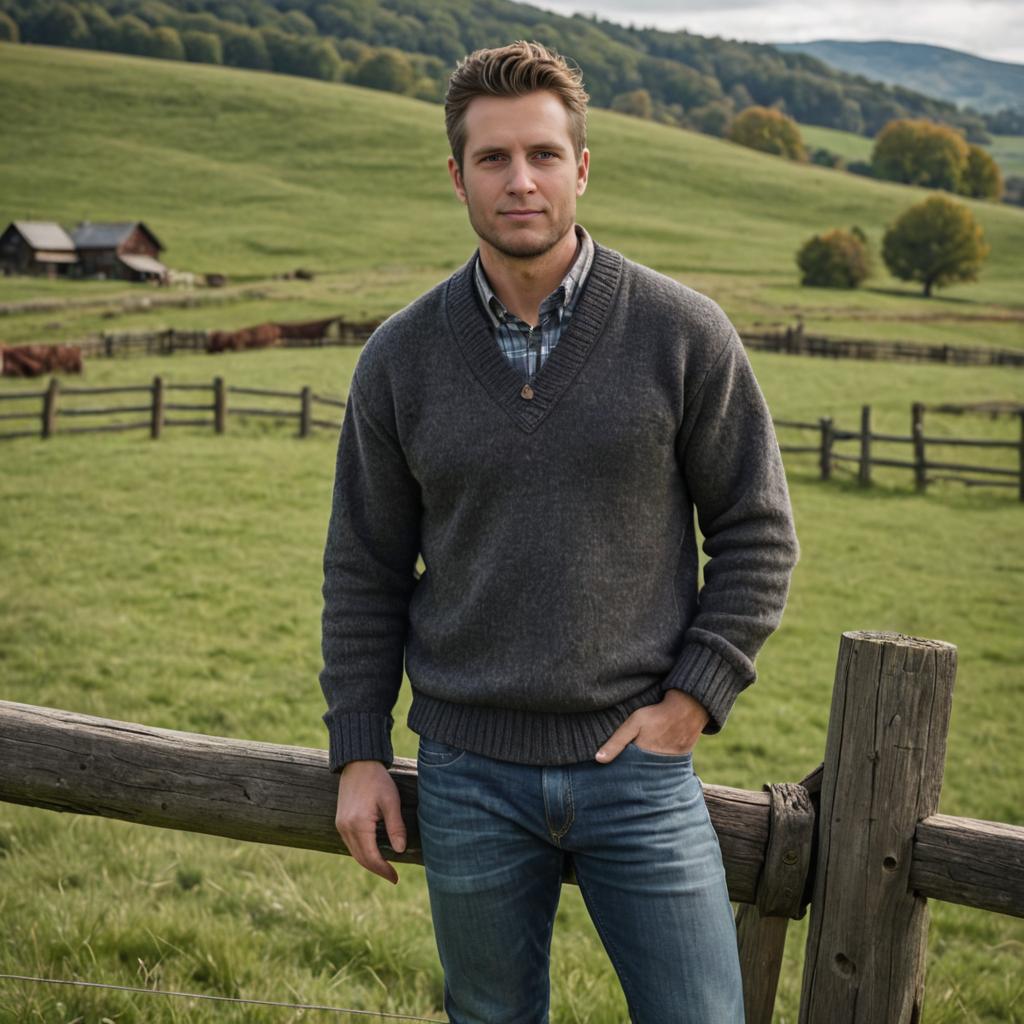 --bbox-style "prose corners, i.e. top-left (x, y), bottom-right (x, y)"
top-left (744, 324), bottom-right (1024, 368)
top-left (0, 376), bottom-right (344, 442)
top-left (777, 402), bottom-right (1024, 501)
top-left (75, 327), bottom-right (373, 359)
top-left (1, 631), bottom-right (1022, 1023)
